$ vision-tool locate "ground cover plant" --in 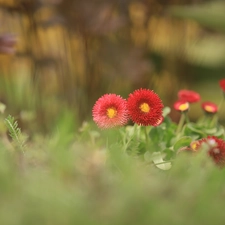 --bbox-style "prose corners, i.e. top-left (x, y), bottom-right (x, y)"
top-left (92, 78), bottom-right (225, 170)
top-left (0, 79), bottom-right (225, 225)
